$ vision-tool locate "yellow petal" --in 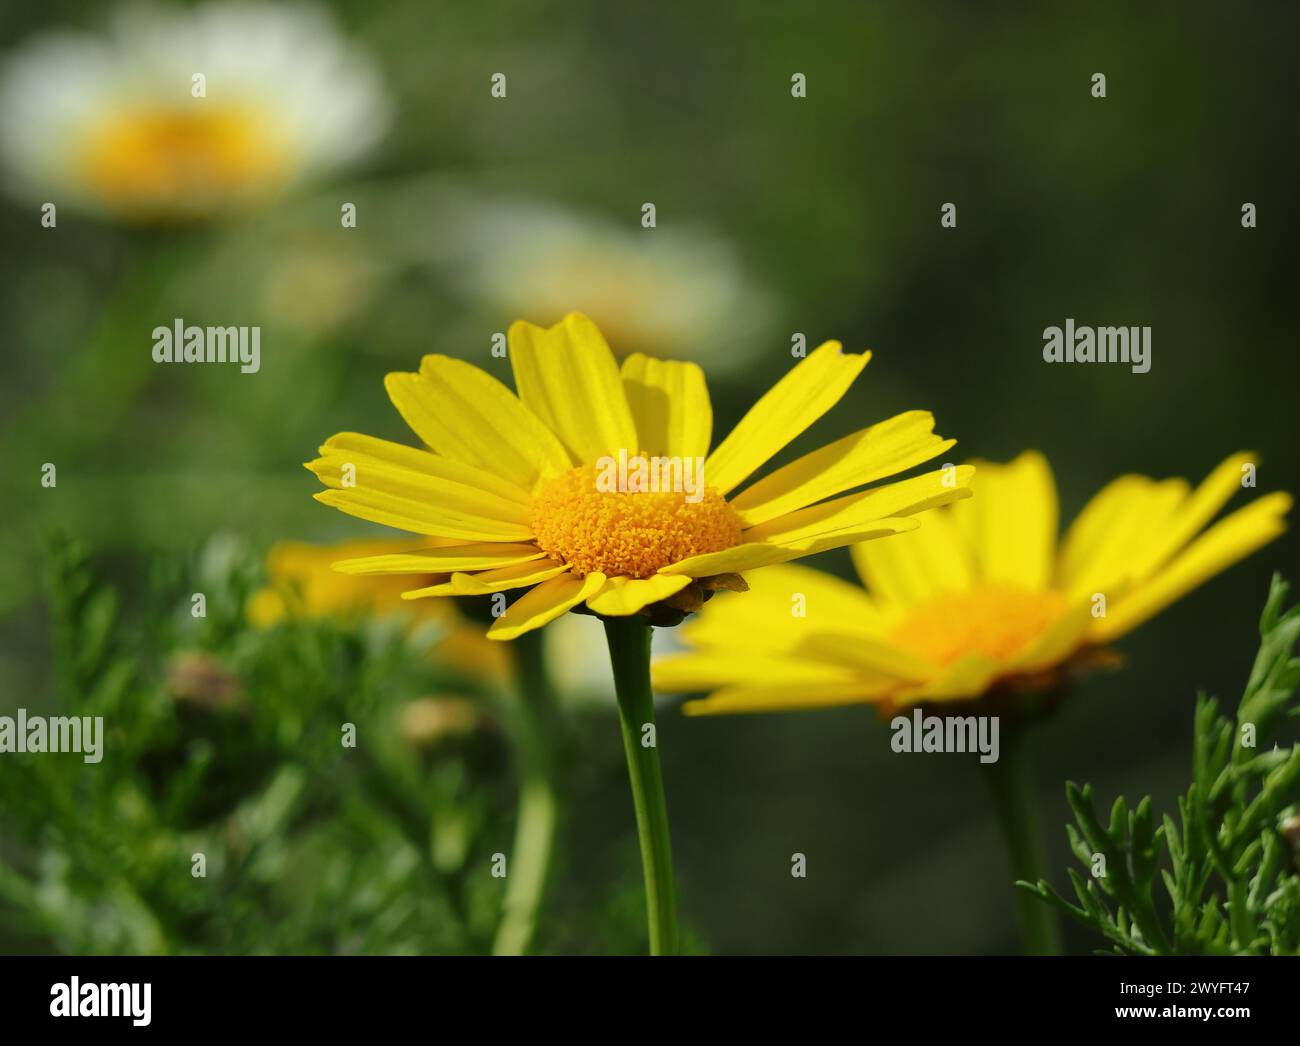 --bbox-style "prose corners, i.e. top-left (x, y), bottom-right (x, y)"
top-left (271, 536), bottom-right (440, 572)
top-left (383, 357), bottom-right (570, 490)
top-left (308, 456), bottom-right (528, 523)
top-left (742, 465), bottom-right (975, 545)
top-left (680, 681), bottom-right (888, 716)
top-left (654, 651), bottom-right (867, 692)
top-left (318, 431), bottom-right (533, 507)
top-left (1056, 474), bottom-right (1179, 599)
top-left (850, 508), bottom-right (975, 609)
top-left (332, 543), bottom-right (545, 575)
top-left (657, 565), bottom-right (926, 713)
top-left (488, 571), bottom-right (608, 641)
top-left (508, 313), bottom-right (638, 463)
top-left (584, 573), bottom-right (693, 616)
top-left (620, 354), bottom-right (712, 459)
top-left (949, 451), bottom-right (1057, 590)
top-left (704, 342), bottom-right (869, 495)
top-left (1090, 492), bottom-right (1291, 642)
top-left (890, 653), bottom-right (1004, 705)
top-left (658, 517), bottom-right (923, 577)
top-left (1125, 452), bottom-right (1258, 580)
top-left (791, 630), bottom-right (939, 681)
top-left (728, 411), bottom-right (955, 526)
top-left (766, 518), bottom-right (927, 558)
top-left (250, 537), bottom-right (452, 626)
top-left (313, 488), bottom-right (532, 543)
top-left (403, 559), bottom-right (569, 598)
top-left (656, 542), bottom-right (804, 577)
top-left (679, 563), bottom-right (891, 650)
top-left (307, 456), bottom-right (531, 535)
